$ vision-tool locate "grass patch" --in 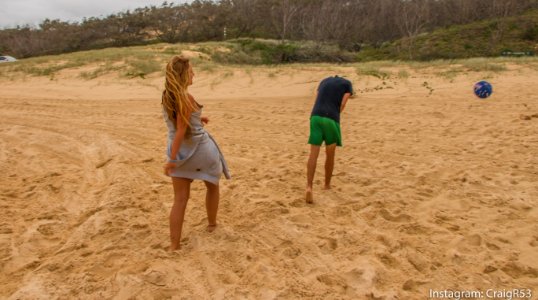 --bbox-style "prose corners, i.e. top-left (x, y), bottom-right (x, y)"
top-left (79, 62), bottom-right (125, 79)
top-left (267, 71), bottom-right (278, 78)
top-left (0, 44), bottom-right (176, 79)
top-left (435, 66), bottom-right (465, 80)
top-left (10, 60), bottom-right (85, 77)
top-left (222, 70), bottom-right (234, 78)
top-left (356, 65), bottom-right (392, 79)
top-left (162, 45), bottom-right (187, 55)
top-left (397, 69), bottom-right (410, 79)
top-left (212, 39), bottom-right (356, 65)
top-left (197, 62), bottom-right (217, 73)
top-left (460, 59), bottom-right (507, 72)
top-left (2, 39), bottom-right (537, 81)
top-left (209, 69), bottom-right (235, 89)
top-left (124, 58), bottom-right (163, 78)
